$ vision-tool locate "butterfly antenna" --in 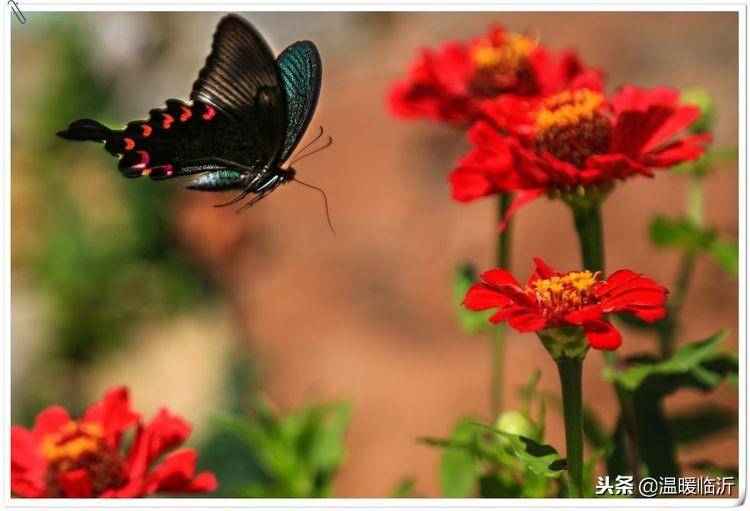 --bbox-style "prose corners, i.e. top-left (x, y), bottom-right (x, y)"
top-left (289, 126), bottom-right (324, 163)
top-left (290, 136), bottom-right (333, 166)
top-left (293, 178), bottom-right (335, 235)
